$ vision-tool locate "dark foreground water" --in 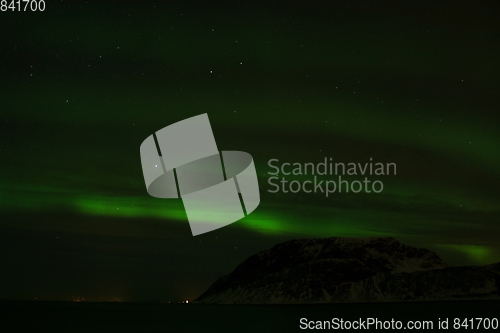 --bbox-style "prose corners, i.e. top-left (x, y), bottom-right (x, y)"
top-left (1, 300), bottom-right (498, 332)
